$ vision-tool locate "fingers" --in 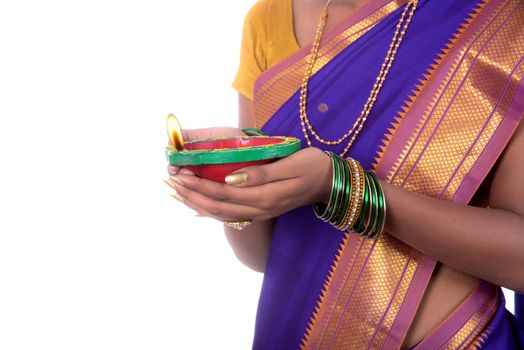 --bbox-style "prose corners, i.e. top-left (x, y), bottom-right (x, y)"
top-left (173, 173), bottom-right (275, 209)
top-left (164, 148), bottom-right (331, 220)
top-left (167, 178), bottom-right (268, 220)
top-left (167, 164), bottom-right (196, 177)
top-left (164, 174), bottom-right (289, 220)
top-left (224, 159), bottom-right (297, 187)
top-left (181, 127), bottom-right (245, 142)
top-left (181, 128), bottom-right (214, 142)
top-left (167, 164), bottom-right (179, 176)
top-left (165, 180), bottom-right (229, 221)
